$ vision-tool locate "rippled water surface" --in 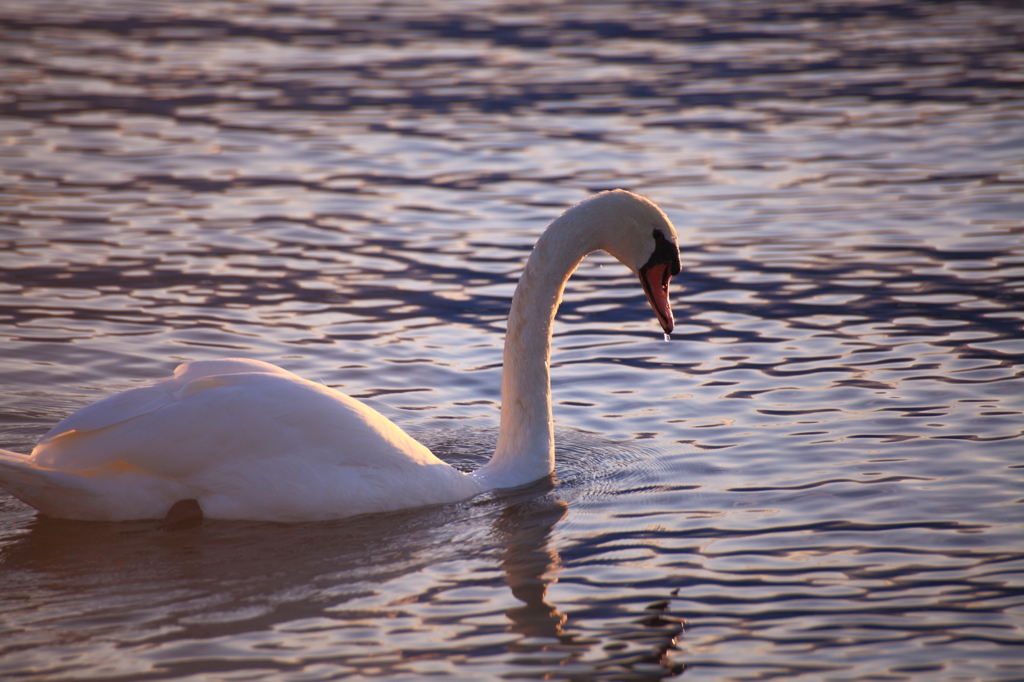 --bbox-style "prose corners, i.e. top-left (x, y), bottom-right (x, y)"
top-left (1, 1), bottom-right (1023, 680)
